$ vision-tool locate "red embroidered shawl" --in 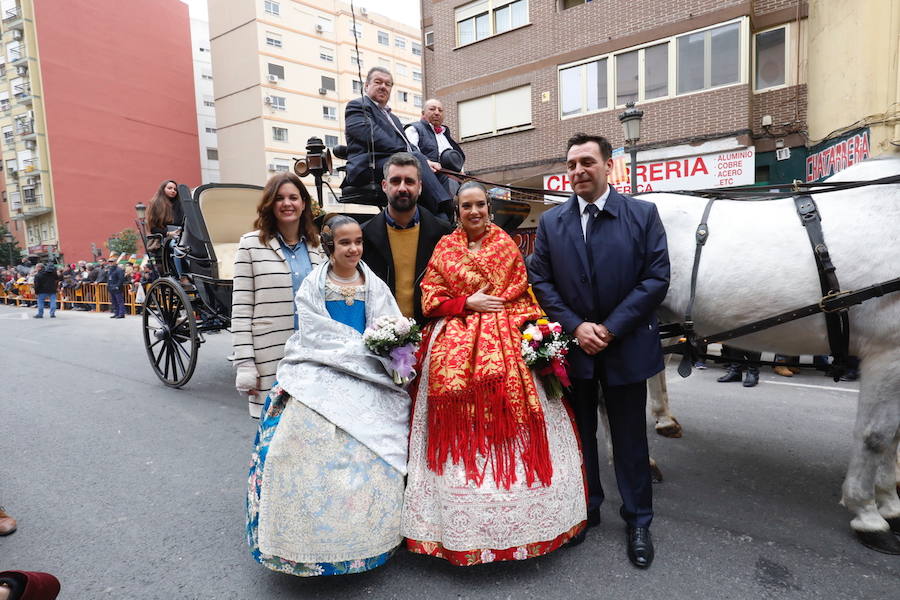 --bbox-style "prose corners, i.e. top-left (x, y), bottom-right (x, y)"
top-left (421, 225), bottom-right (551, 489)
